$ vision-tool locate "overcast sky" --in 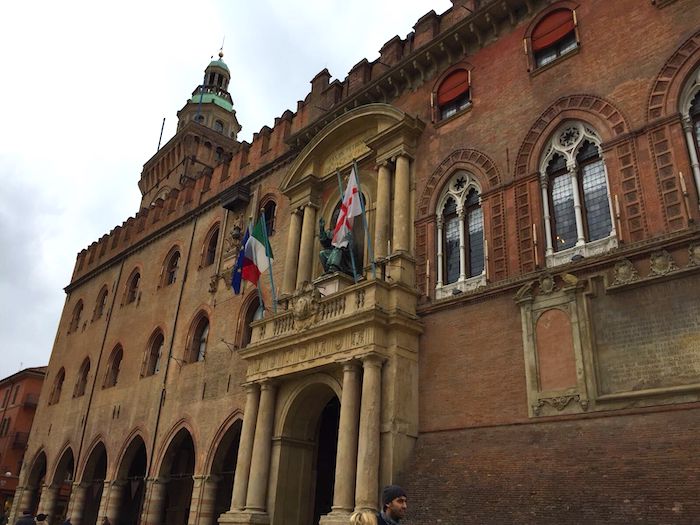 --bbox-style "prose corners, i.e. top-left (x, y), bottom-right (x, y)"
top-left (0, 0), bottom-right (452, 379)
